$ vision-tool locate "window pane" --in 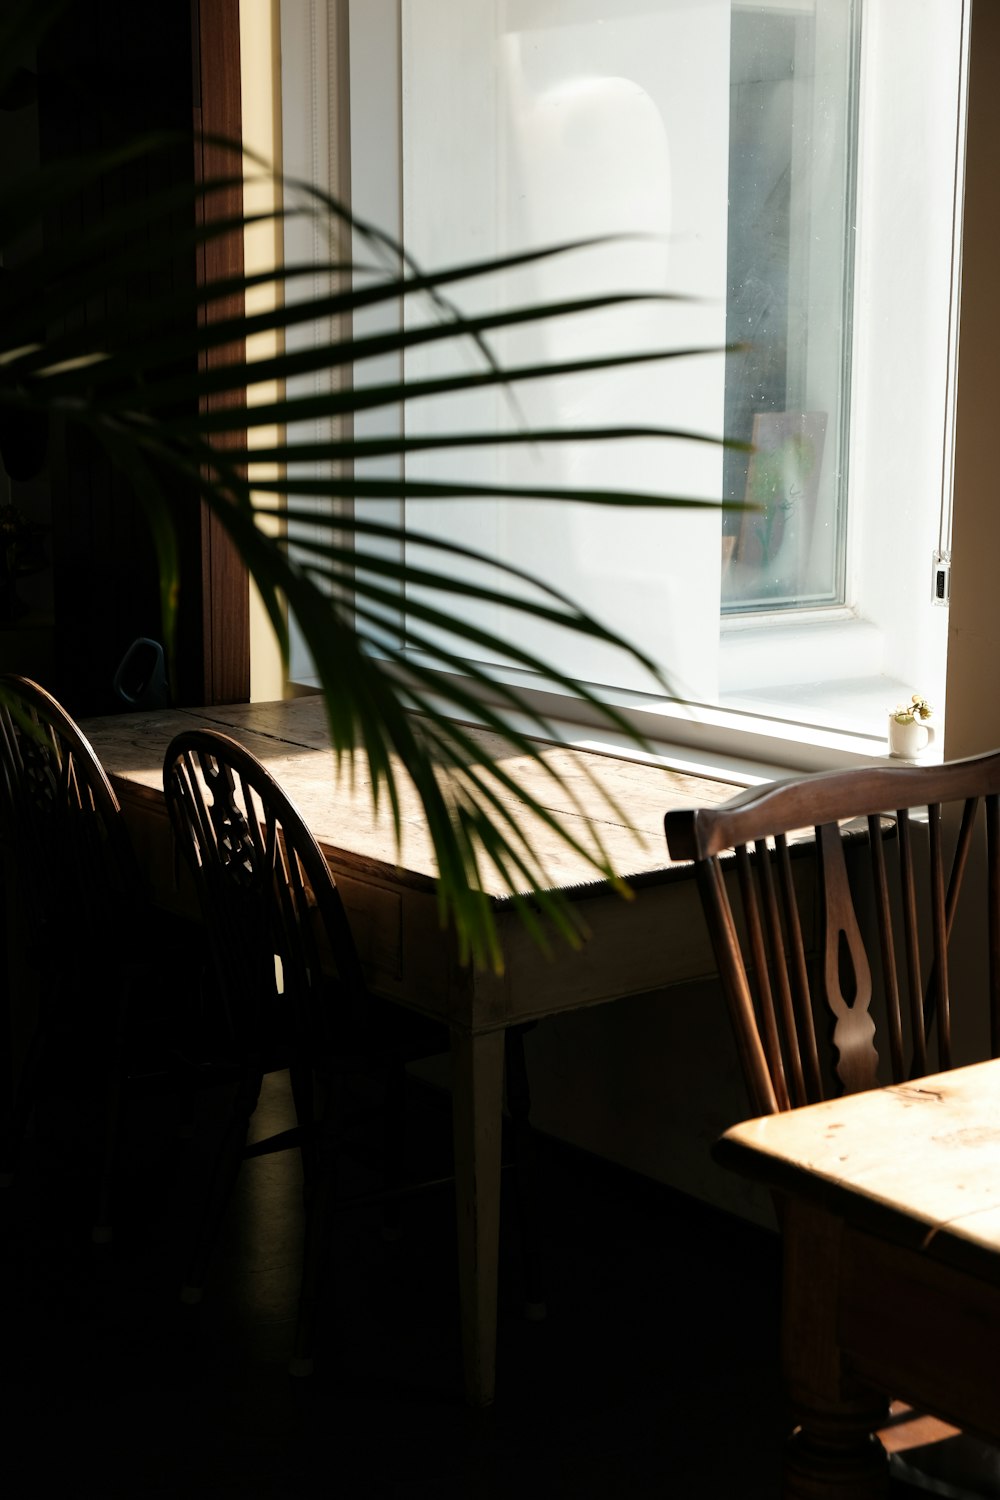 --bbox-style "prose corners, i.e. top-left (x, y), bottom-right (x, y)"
top-left (722, 1), bottom-right (858, 613)
top-left (399, 0), bottom-right (859, 699)
top-left (402, 0), bottom-right (728, 702)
